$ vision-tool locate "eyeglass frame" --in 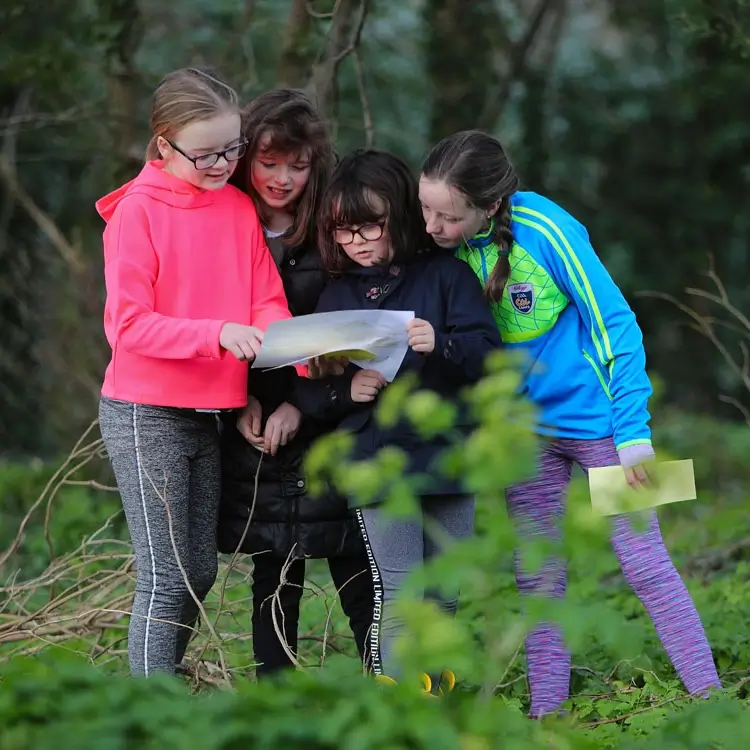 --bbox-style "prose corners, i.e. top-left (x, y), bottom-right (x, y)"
top-left (334, 222), bottom-right (386, 245)
top-left (163, 137), bottom-right (249, 170)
